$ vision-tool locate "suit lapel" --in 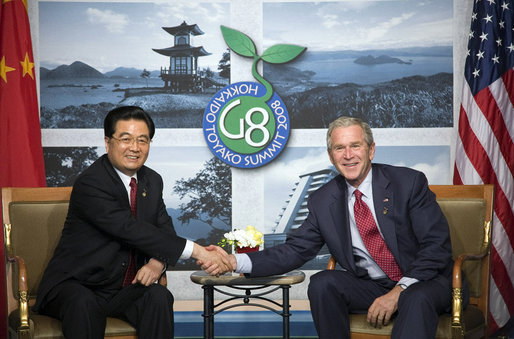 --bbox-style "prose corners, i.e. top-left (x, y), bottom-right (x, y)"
top-left (372, 166), bottom-right (402, 268)
top-left (136, 167), bottom-right (149, 220)
top-left (102, 155), bottom-right (131, 208)
top-left (328, 176), bottom-right (356, 272)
